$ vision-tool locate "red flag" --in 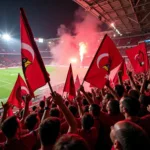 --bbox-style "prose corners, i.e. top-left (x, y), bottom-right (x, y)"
top-left (7, 108), bottom-right (13, 117)
top-left (63, 64), bottom-right (76, 99)
top-left (20, 8), bottom-right (50, 95)
top-left (7, 74), bottom-right (29, 108)
top-left (75, 75), bottom-right (80, 91)
top-left (109, 60), bottom-right (128, 86)
top-left (84, 35), bottom-right (123, 89)
top-left (126, 43), bottom-right (149, 73)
